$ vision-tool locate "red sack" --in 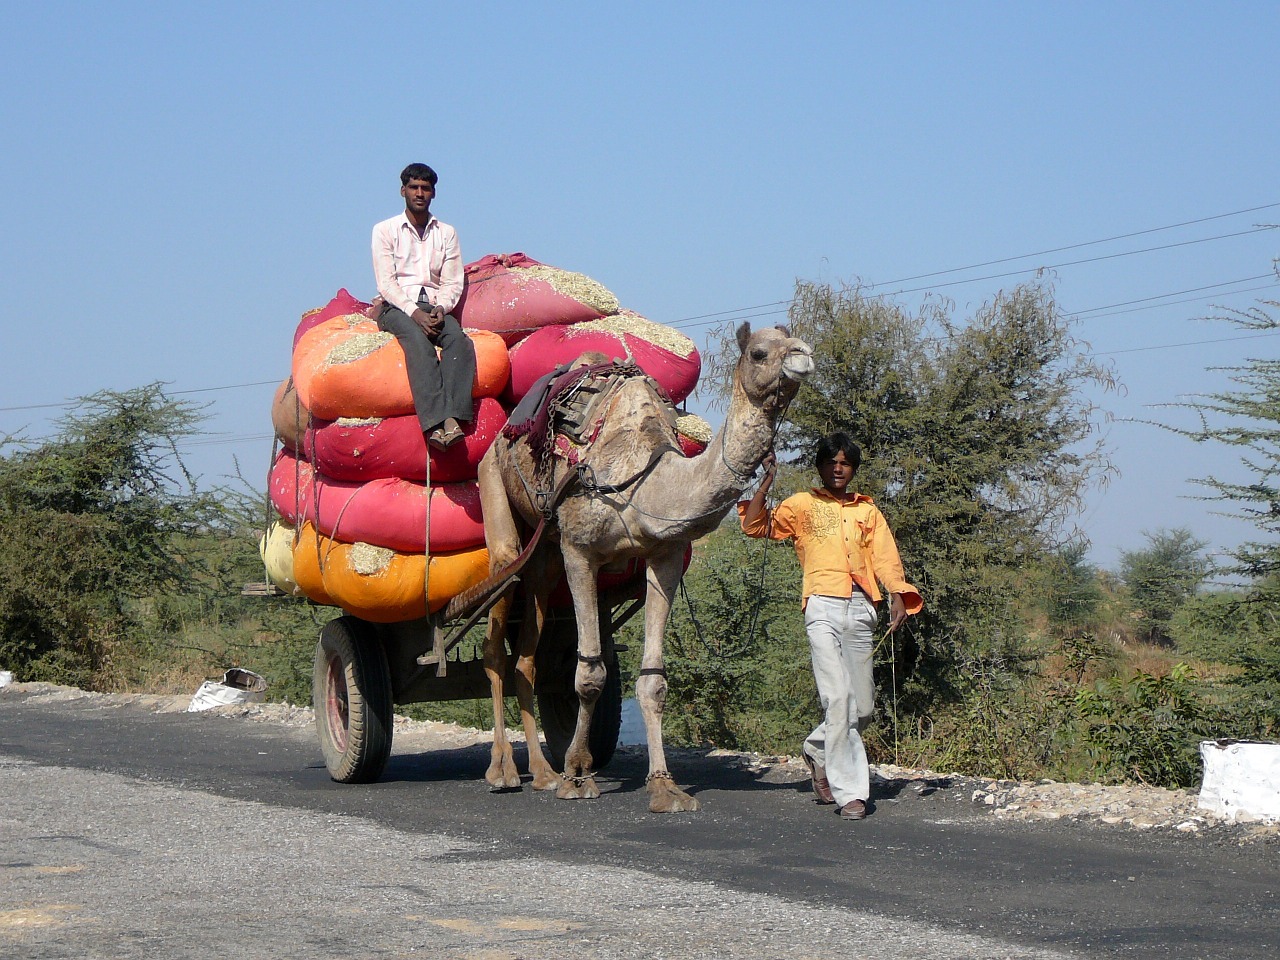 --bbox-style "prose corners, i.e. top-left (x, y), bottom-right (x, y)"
top-left (269, 450), bottom-right (484, 553)
top-left (454, 253), bottom-right (620, 345)
top-left (305, 396), bottom-right (508, 483)
top-left (675, 412), bottom-right (712, 457)
top-left (294, 288), bottom-right (372, 348)
top-left (548, 545), bottom-right (693, 607)
top-left (505, 312), bottom-right (701, 404)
